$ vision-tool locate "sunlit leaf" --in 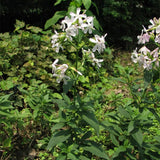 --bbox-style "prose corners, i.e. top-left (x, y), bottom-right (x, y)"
top-left (44, 11), bottom-right (66, 29)
top-left (83, 141), bottom-right (109, 159)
